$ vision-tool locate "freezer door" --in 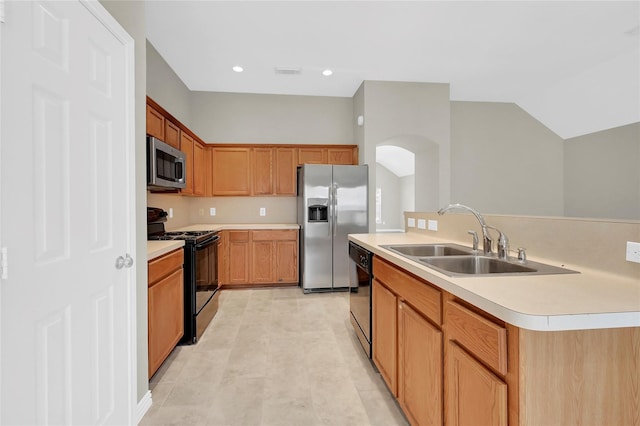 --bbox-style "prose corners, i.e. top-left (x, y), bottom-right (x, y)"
top-left (299, 164), bottom-right (333, 291)
top-left (333, 165), bottom-right (369, 288)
